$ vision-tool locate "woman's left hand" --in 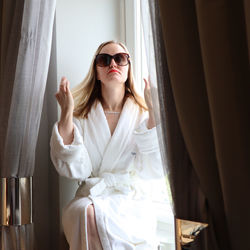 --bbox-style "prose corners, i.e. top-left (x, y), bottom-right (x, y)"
top-left (143, 78), bottom-right (153, 111)
top-left (143, 78), bottom-right (156, 129)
